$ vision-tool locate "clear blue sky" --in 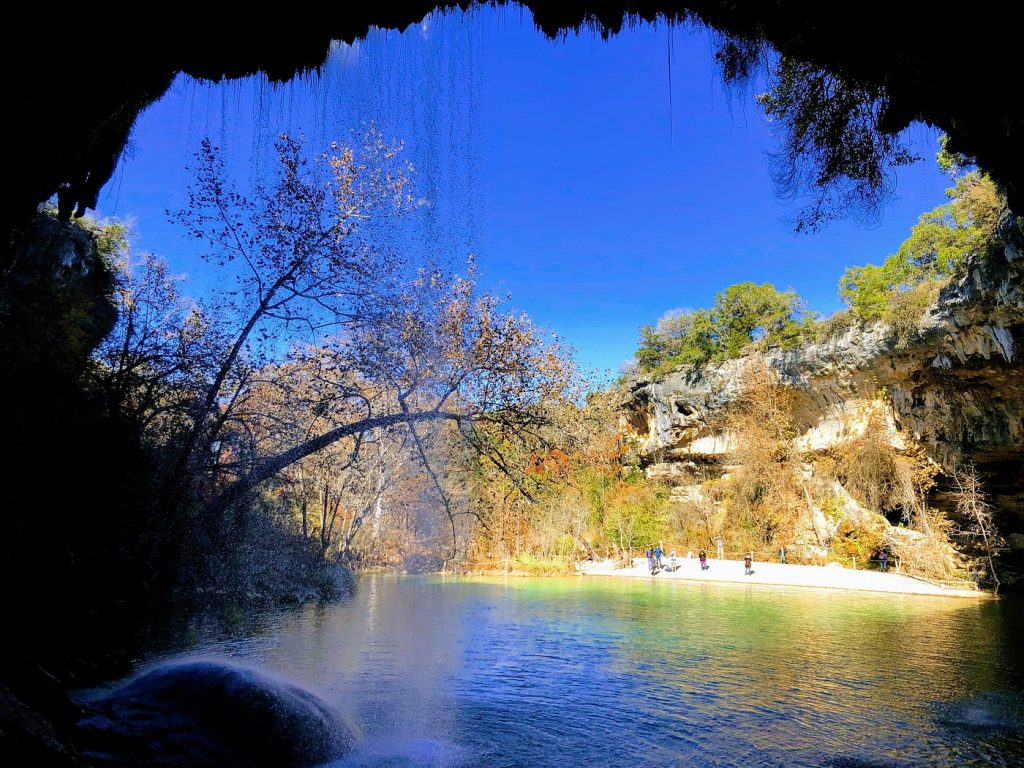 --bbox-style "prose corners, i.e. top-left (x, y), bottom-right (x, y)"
top-left (95, 8), bottom-right (951, 378)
